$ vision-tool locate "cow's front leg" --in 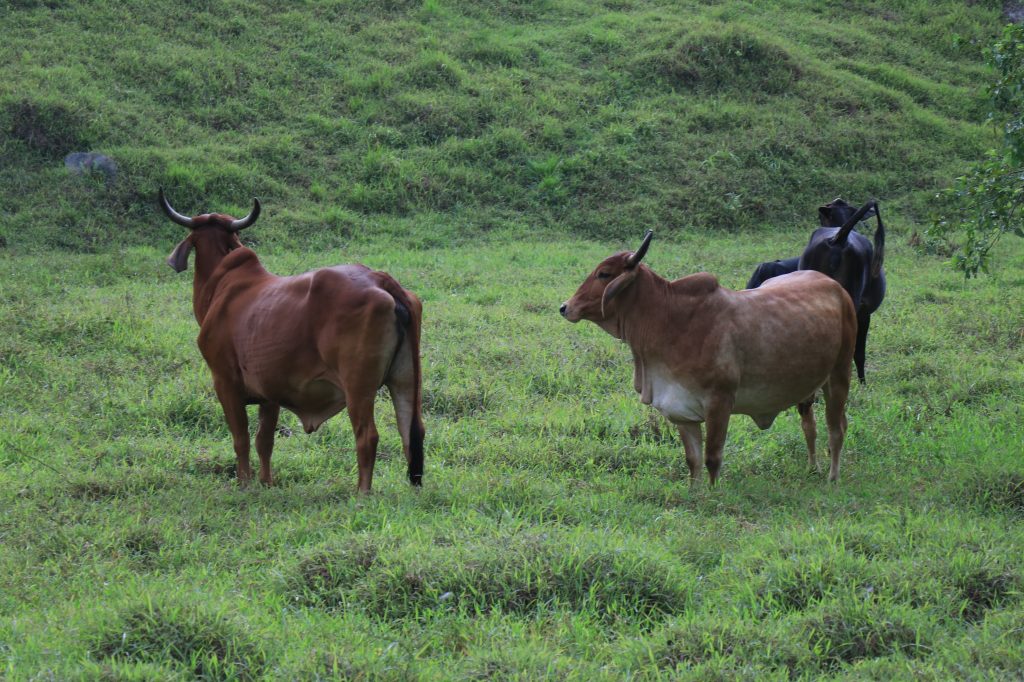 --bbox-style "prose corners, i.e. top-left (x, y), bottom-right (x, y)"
top-left (214, 380), bottom-right (252, 486)
top-left (703, 395), bottom-right (734, 486)
top-left (255, 403), bottom-right (280, 486)
top-left (677, 421), bottom-right (704, 485)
